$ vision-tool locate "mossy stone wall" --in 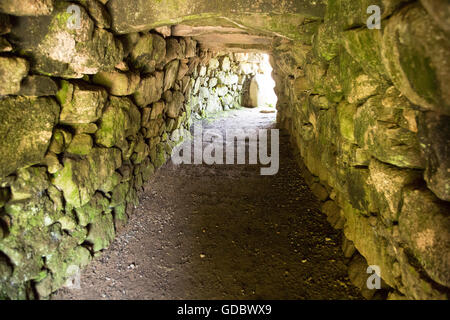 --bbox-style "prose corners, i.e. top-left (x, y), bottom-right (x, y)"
top-left (273, 0), bottom-right (449, 299)
top-left (0, 0), bottom-right (449, 300)
top-left (0, 1), bottom-right (258, 299)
